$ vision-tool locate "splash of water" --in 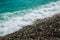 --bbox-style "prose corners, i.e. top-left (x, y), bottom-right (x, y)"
top-left (0, 0), bottom-right (60, 36)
